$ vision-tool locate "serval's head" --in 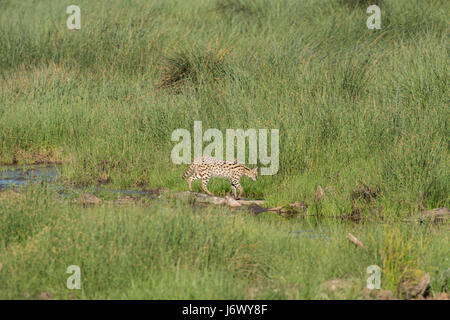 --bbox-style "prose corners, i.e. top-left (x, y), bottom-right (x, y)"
top-left (247, 167), bottom-right (258, 181)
